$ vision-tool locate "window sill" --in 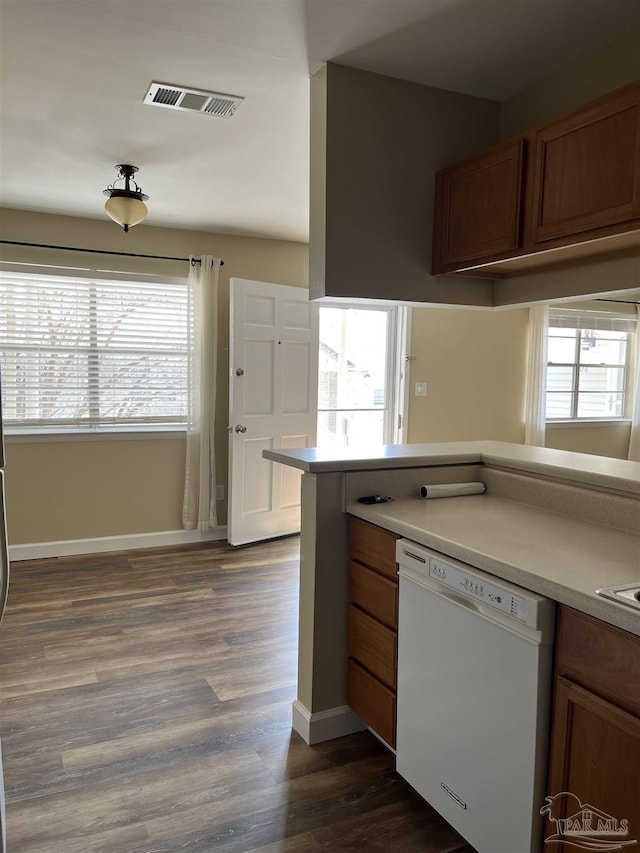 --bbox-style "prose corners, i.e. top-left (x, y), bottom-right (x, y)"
top-left (4, 427), bottom-right (187, 444)
top-left (545, 419), bottom-right (631, 430)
